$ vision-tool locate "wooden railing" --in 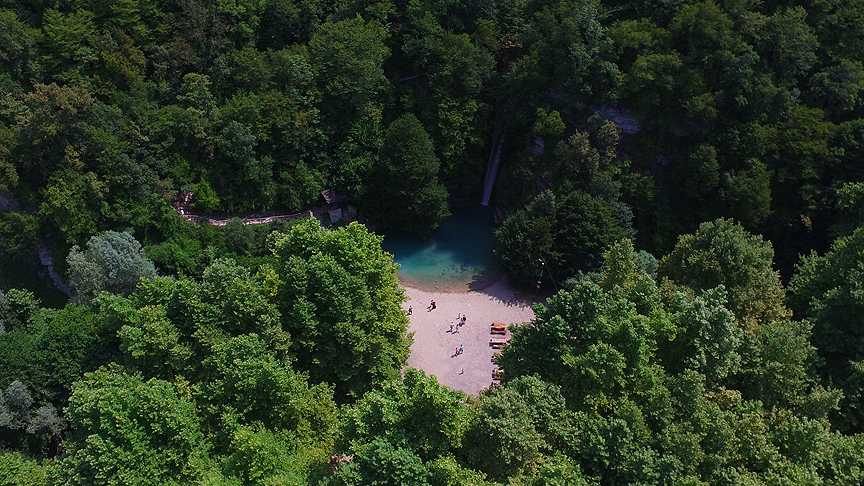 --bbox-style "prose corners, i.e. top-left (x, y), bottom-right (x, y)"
top-left (177, 207), bottom-right (329, 226)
